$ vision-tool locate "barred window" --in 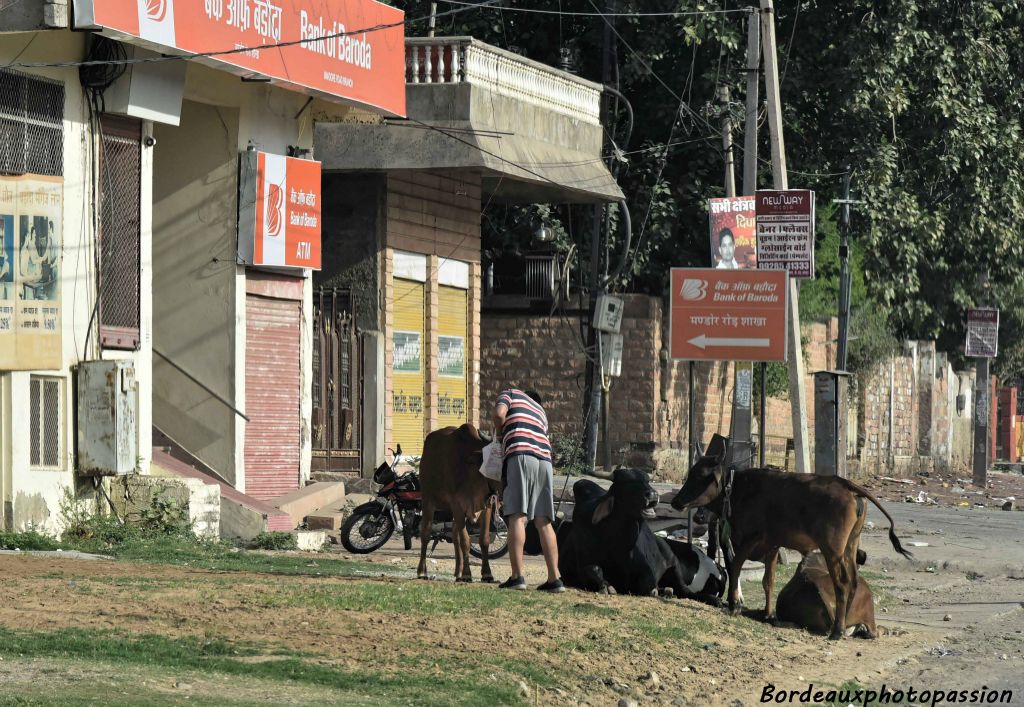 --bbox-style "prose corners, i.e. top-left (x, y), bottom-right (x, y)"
top-left (29, 376), bottom-right (63, 469)
top-left (99, 114), bottom-right (141, 350)
top-left (0, 69), bottom-right (64, 177)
